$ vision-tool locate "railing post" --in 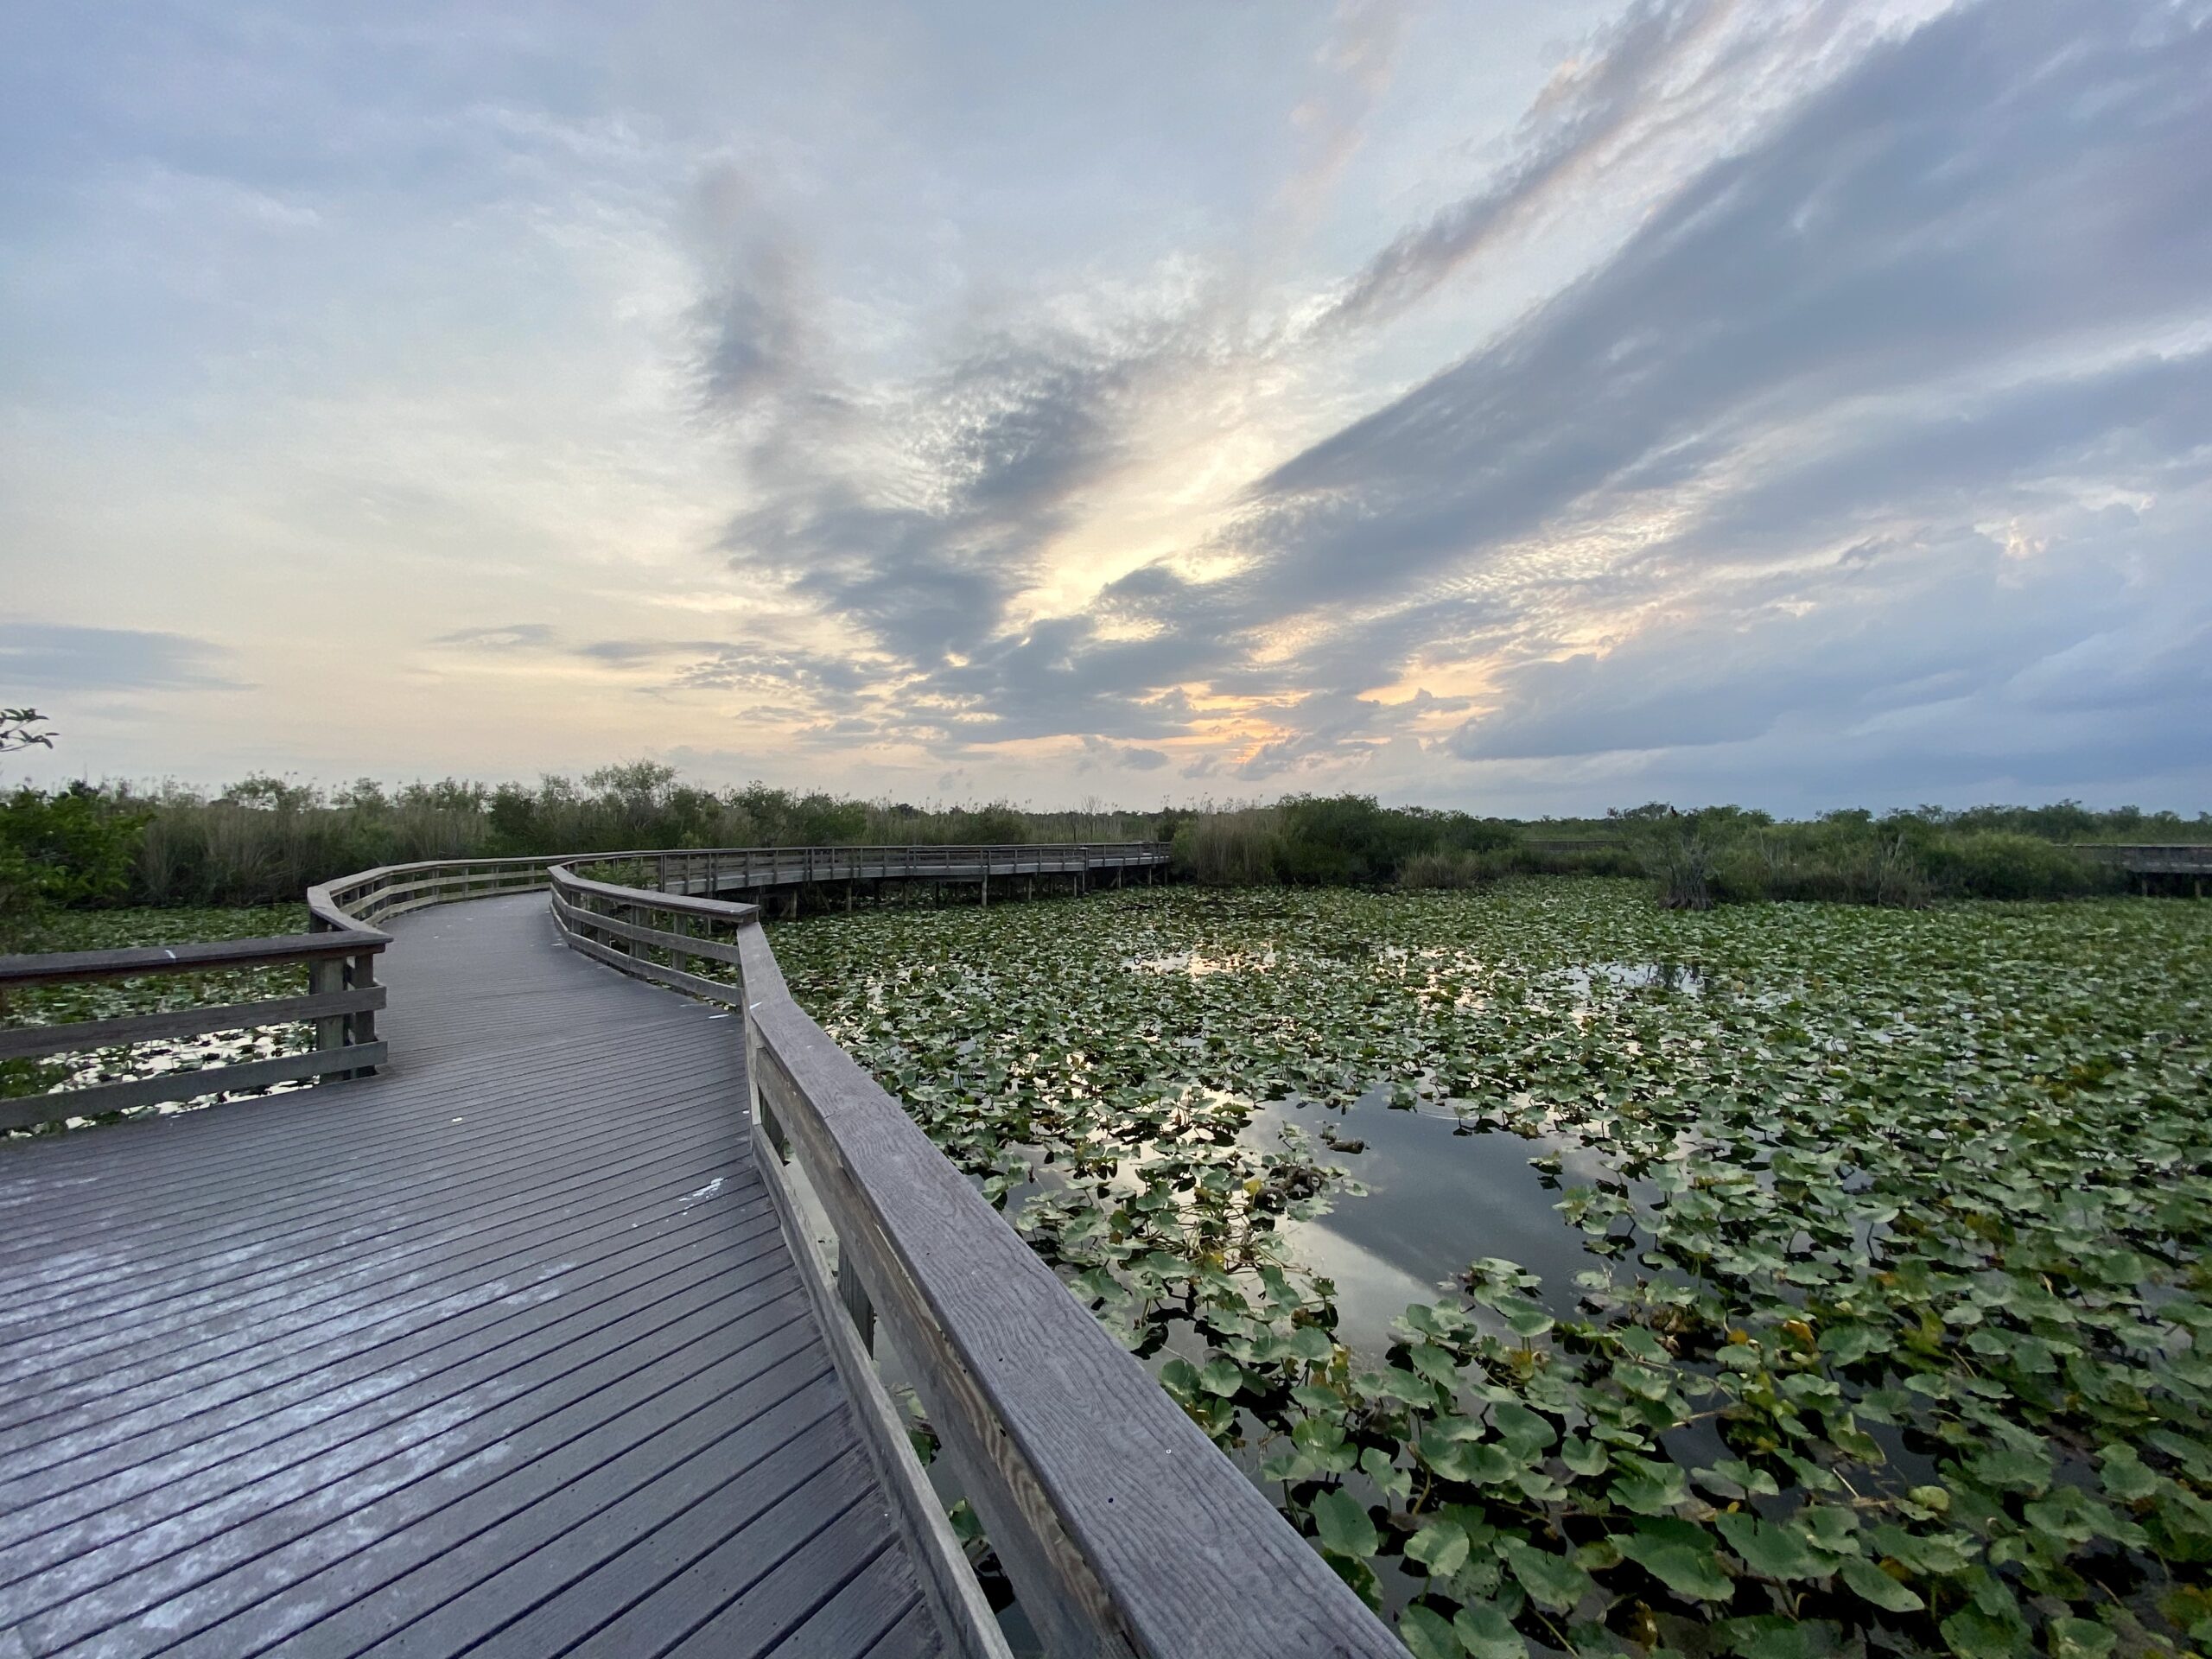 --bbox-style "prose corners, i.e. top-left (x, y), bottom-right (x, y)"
top-left (348, 948), bottom-right (379, 1056)
top-left (308, 956), bottom-right (345, 1058)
